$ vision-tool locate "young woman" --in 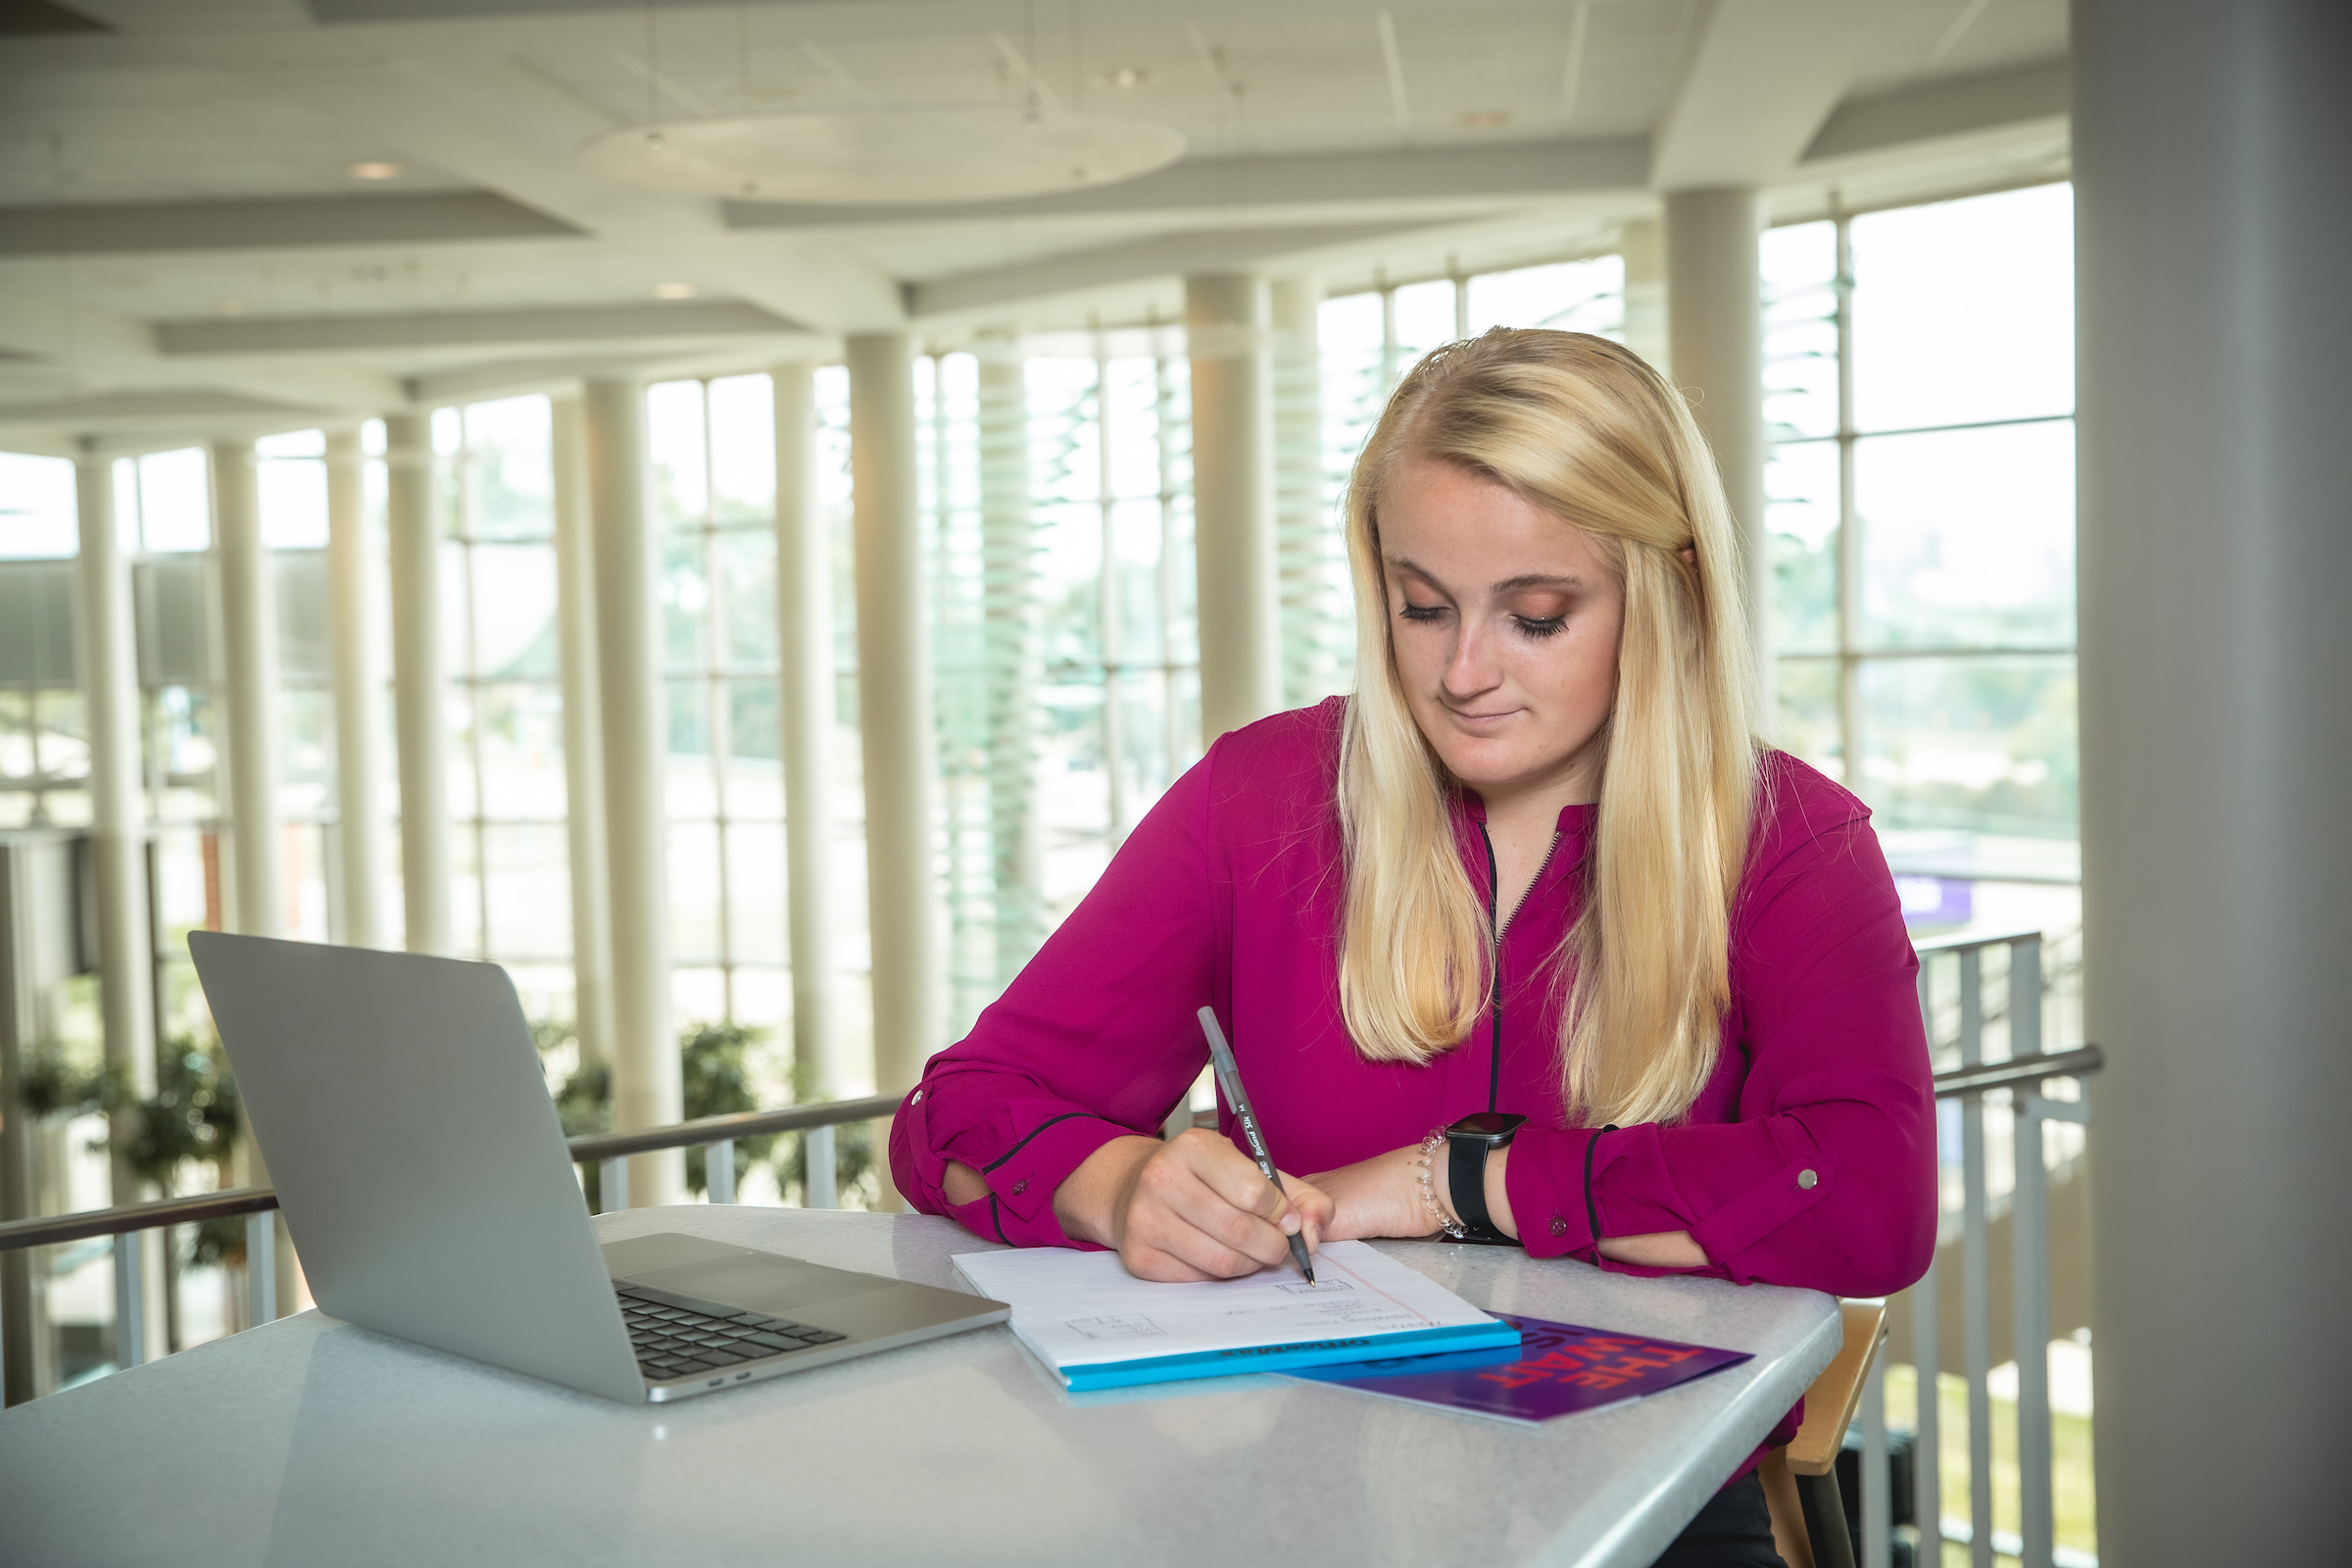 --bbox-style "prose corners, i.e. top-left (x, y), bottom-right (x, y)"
top-left (890, 329), bottom-right (1936, 1566)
